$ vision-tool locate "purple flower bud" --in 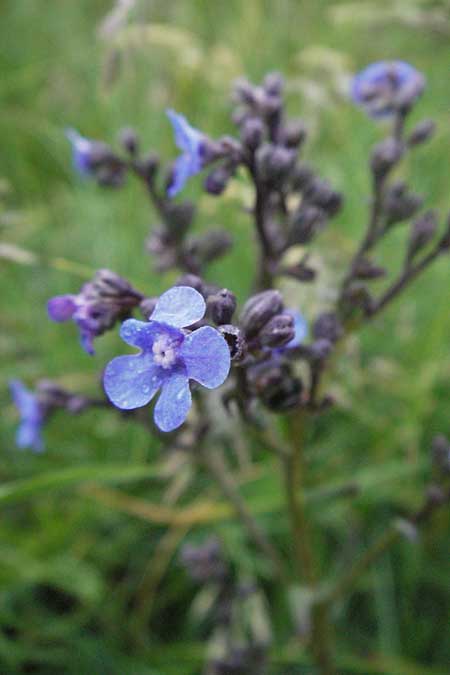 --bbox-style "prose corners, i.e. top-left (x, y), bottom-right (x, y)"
top-left (187, 229), bottom-right (233, 265)
top-left (118, 127), bottom-right (139, 155)
top-left (288, 205), bottom-right (326, 245)
top-left (407, 210), bottom-right (438, 263)
top-left (370, 138), bottom-right (404, 178)
top-left (47, 294), bottom-right (77, 322)
top-left (279, 119), bottom-right (307, 149)
top-left (353, 257), bottom-right (386, 280)
top-left (207, 289), bottom-right (237, 325)
top-left (239, 290), bottom-right (284, 339)
top-left (352, 61), bottom-right (425, 118)
top-left (259, 313), bottom-right (295, 348)
top-left (256, 143), bottom-right (296, 185)
top-left (313, 312), bottom-right (343, 344)
top-left (407, 119), bottom-right (436, 147)
top-left (9, 380), bottom-right (45, 452)
top-left (240, 117), bottom-right (265, 150)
